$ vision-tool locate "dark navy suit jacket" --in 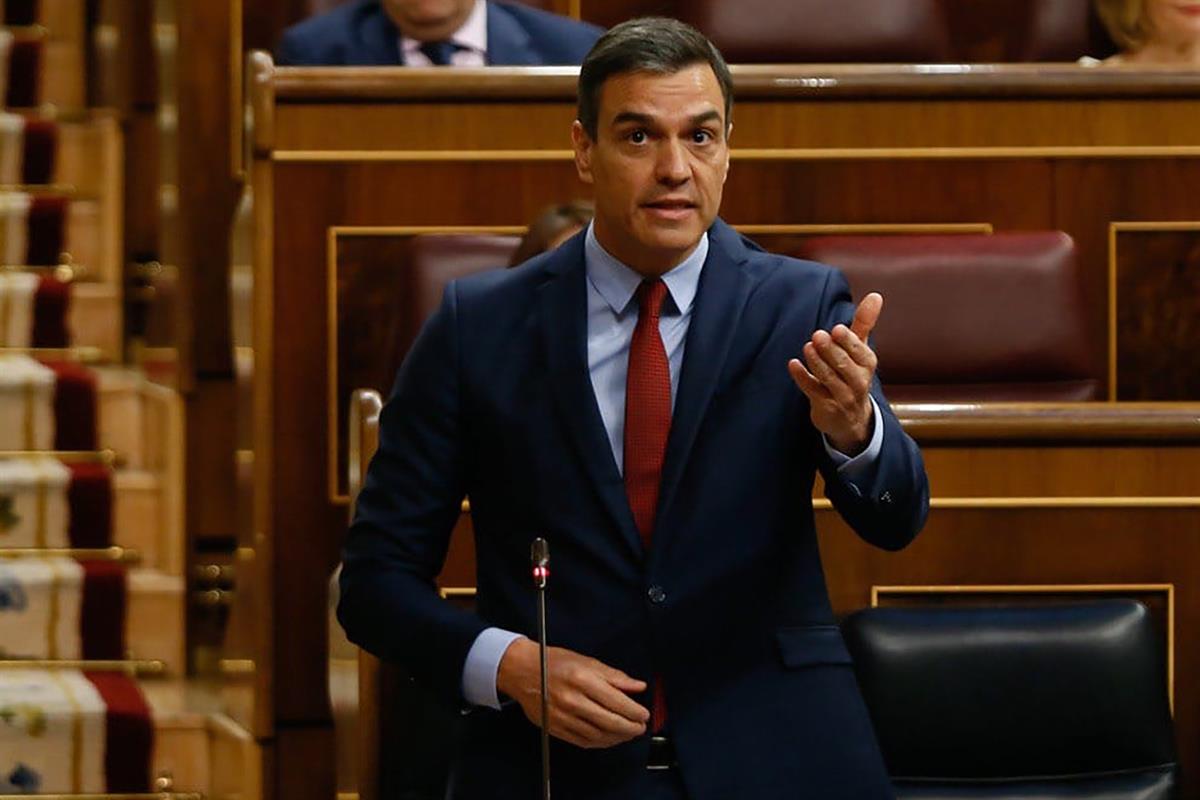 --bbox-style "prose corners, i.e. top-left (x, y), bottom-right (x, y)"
top-left (276, 0), bottom-right (602, 66)
top-left (339, 219), bottom-right (929, 799)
